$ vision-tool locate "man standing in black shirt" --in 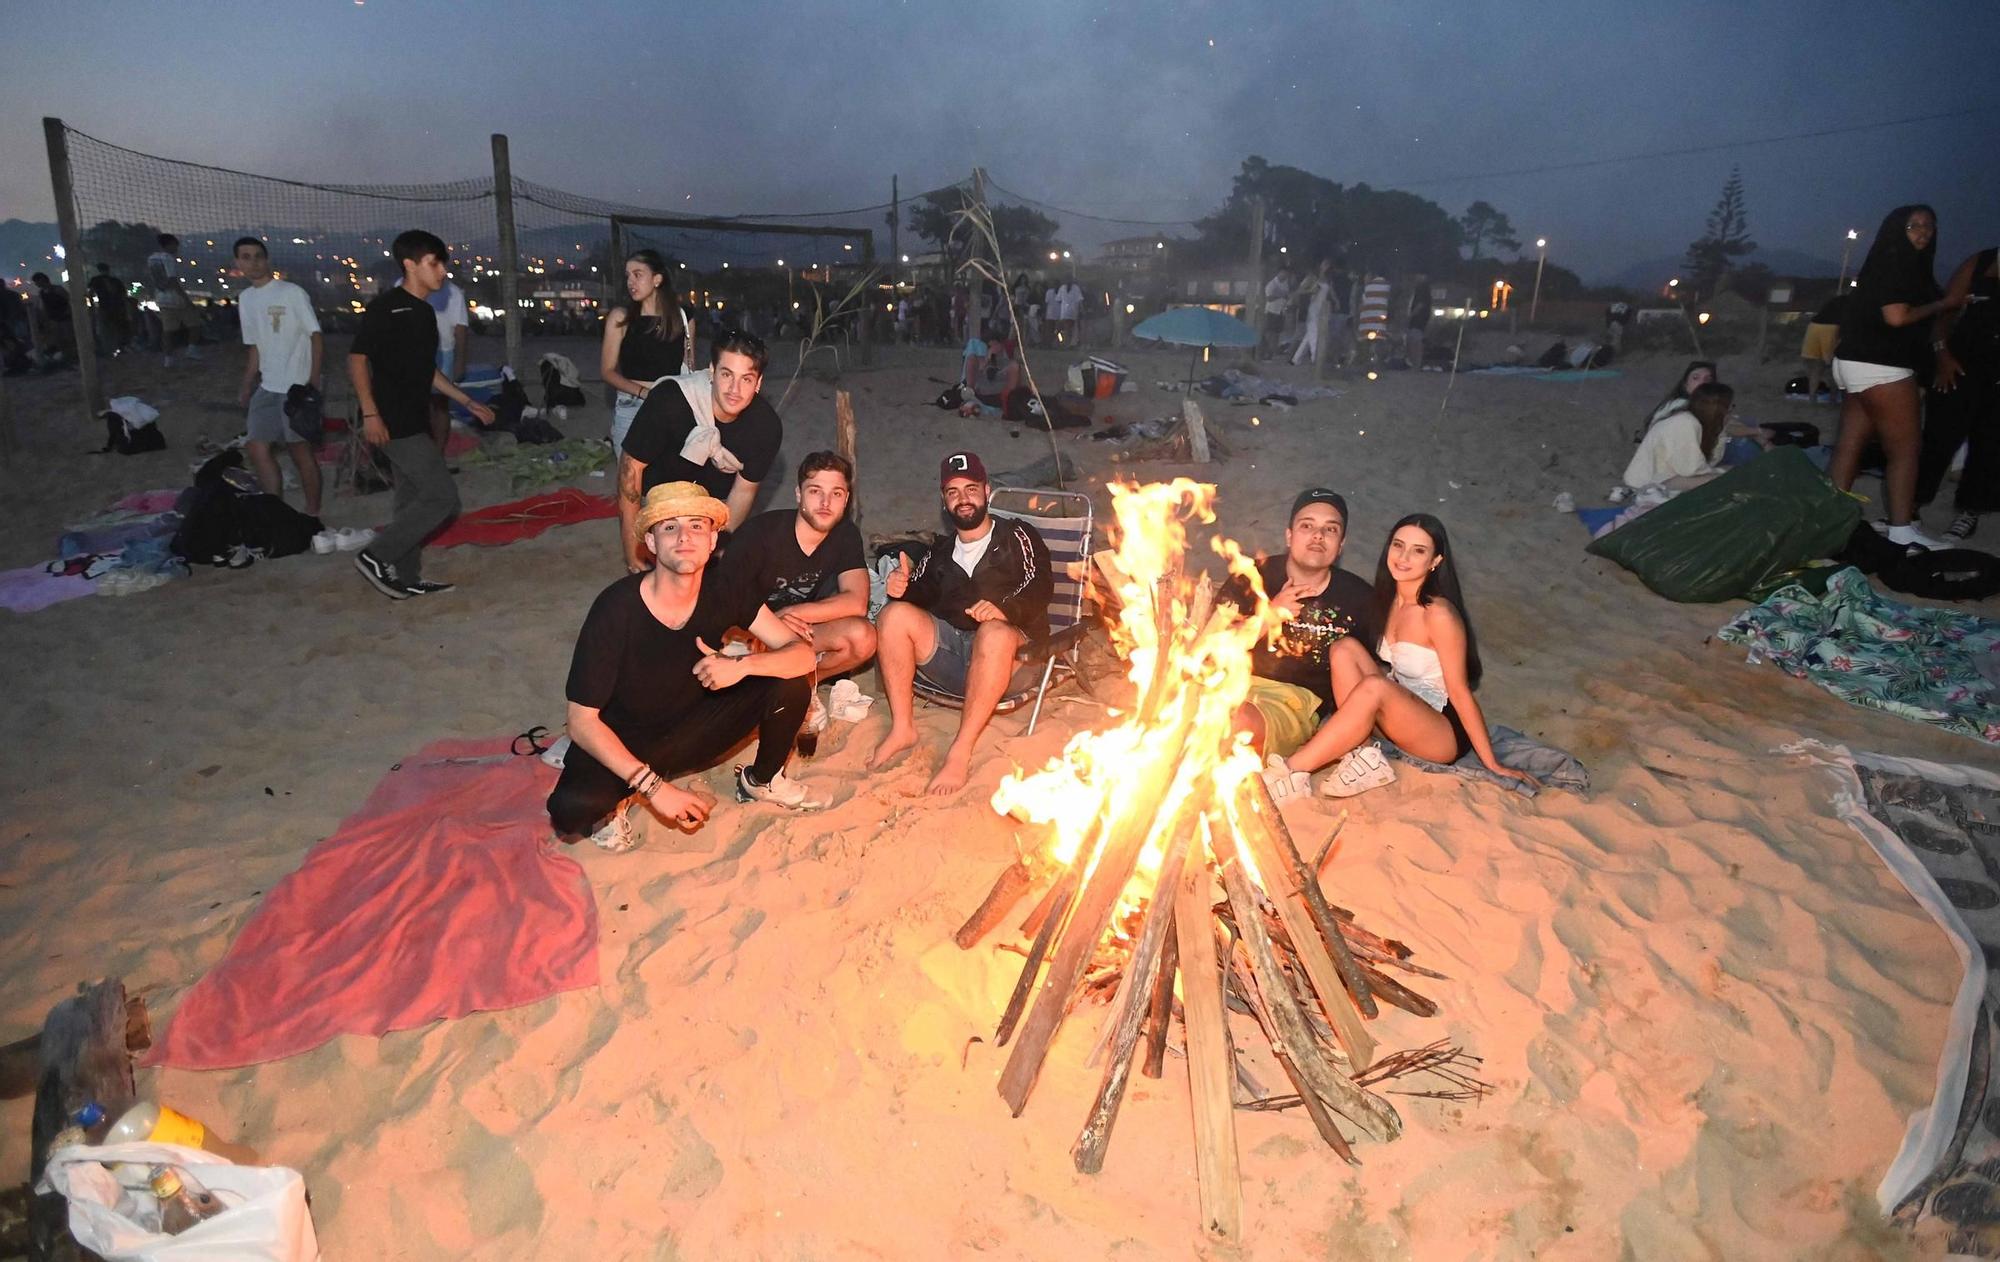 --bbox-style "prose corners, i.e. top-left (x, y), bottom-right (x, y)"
top-left (722, 450), bottom-right (876, 676)
top-left (548, 481), bottom-right (822, 850)
top-left (1231, 488), bottom-right (1382, 795)
top-left (618, 329), bottom-right (782, 570)
top-left (347, 230), bottom-right (493, 598)
top-left (29, 273), bottom-right (75, 365)
top-left (870, 451), bottom-right (1052, 796)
